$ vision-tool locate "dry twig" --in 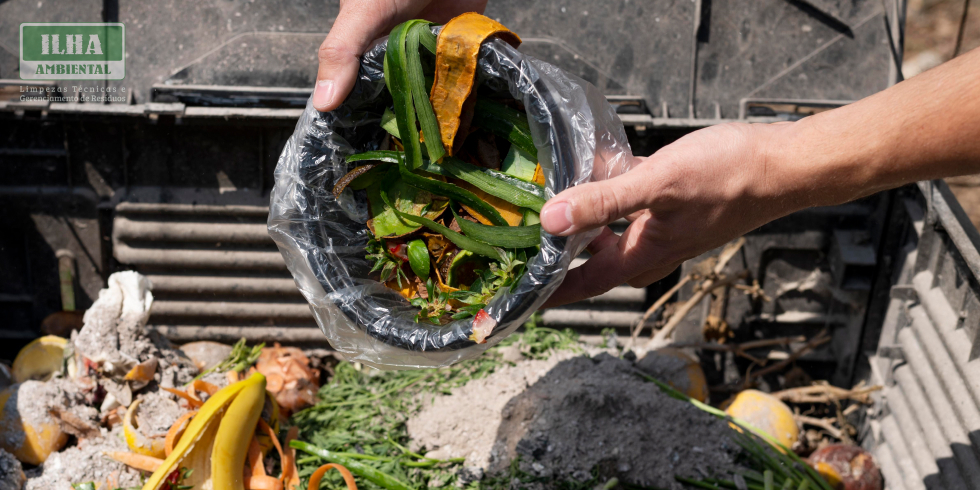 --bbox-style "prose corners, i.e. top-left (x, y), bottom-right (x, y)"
top-left (647, 239), bottom-right (746, 346)
top-left (795, 414), bottom-right (845, 440)
top-left (745, 331), bottom-right (832, 382)
top-left (669, 336), bottom-right (806, 366)
top-left (629, 273), bottom-right (695, 346)
top-left (771, 382), bottom-right (882, 405)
